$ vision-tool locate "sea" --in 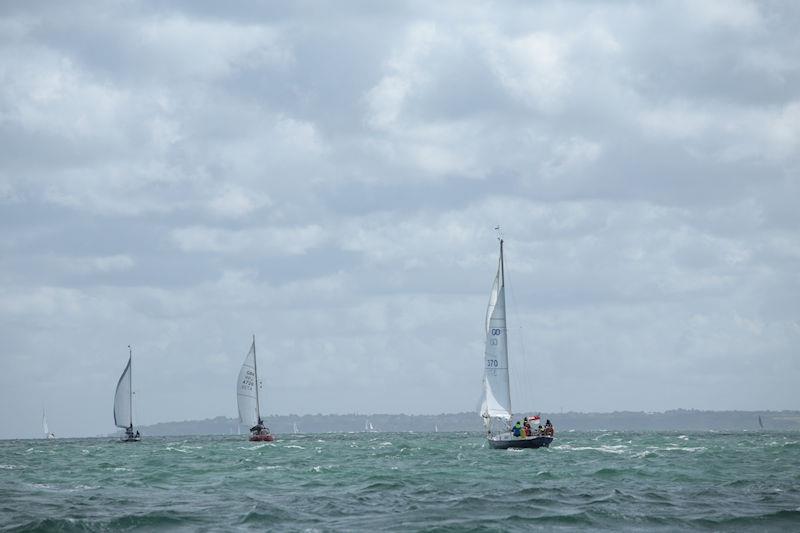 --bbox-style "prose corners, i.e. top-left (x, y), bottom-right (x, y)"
top-left (1, 431), bottom-right (799, 531)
